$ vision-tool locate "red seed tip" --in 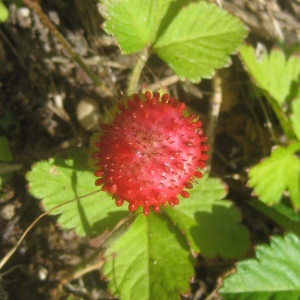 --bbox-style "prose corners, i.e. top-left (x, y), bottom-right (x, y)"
top-left (118, 102), bottom-right (126, 112)
top-left (191, 121), bottom-right (202, 129)
top-left (153, 204), bottom-right (160, 213)
top-left (172, 197), bottom-right (179, 205)
top-left (145, 91), bottom-right (151, 101)
top-left (200, 136), bottom-right (208, 142)
top-left (133, 93), bottom-right (140, 103)
top-left (168, 97), bottom-right (175, 104)
top-left (129, 202), bottom-right (138, 213)
top-left (127, 98), bottom-right (135, 107)
top-left (115, 198), bottom-right (124, 206)
top-left (180, 190), bottom-right (190, 198)
top-left (201, 145), bottom-right (209, 151)
top-left (151, 97), bottom-right (158, 105)
top-left (109, 184), bottom-right (118, 194)
top-left (178, 102), bottom-right (185, 112)
top-left (185, 182), bottom-right (193, 189)
top-left (200, 154), bottom-right (209, 161)
top-left (95, 178), bottom-right (104, 186)
top-left (94, 170), bottom-right (104, 177)
top-left (161, 93), bottom-right (169, 103)
top-left (194, 171), bottom-right (203, 178)
top-left (143, 206), bottom-right (150, 216)
top-left (154, 92), bottom-right (160, 100)
top-left (197, 161), bottom-right (206, 169)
